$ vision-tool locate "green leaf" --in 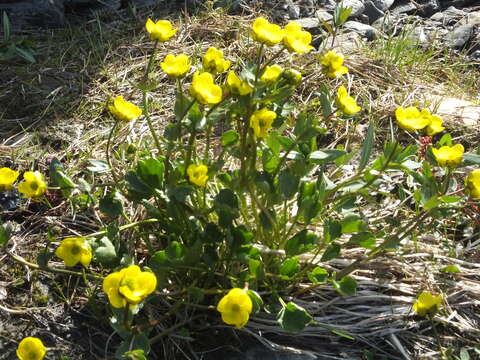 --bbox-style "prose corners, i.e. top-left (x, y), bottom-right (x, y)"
top-left (164, 123), bottom-right (181, 141)
top-left (115, 333), bottom-right (150, 359)
top-left (36, 249), bottom-right (52, 268)
top-left (168, 184), bottom-right (193, 203)
top-left (0, 222), bottom-right (13, 246)
top-left (334, 2), bottom-right (353, 26)
top-left (99, 191), bottom-right (124, 218)
top-left (125, 172), bottom-right (152, 200)
top-left (122, 349), bottom-right (147, 360)
top-left (214, 189), bottom-right (240, 227)
top-left (278, 170), bottom-right (300, 199)
top-left (324, 219), bottom-right (341, 243)
top-left (249, 259), bottom-right (265, 280)
top-left (340, 215), bottom-right (366, 233)
top-left (15, 46), bottom-right (35, 63)
top-left (308, 267), bottom-right (329, 284)
top-left (187, 287), bottom-right (204, 303)
top-left (423, 196), bottom-right (440, 210)
top-left (438, 133), bottom-right (452, 147)
top-left (49, 158), bottom-right (76, 196)
top-left (285, 230), bottom-right (317, 257)
top-left (332, 276), bottom-right (357, 296)
top-left (349, 232), bottom-right (376, 249)
top-left (87, 159), bottom-right (109, 173)
top-left (359, 121), bottom-right (374, 171)
top-left (309, 149), bottom-right (346, 164)
top-left (3, 12), bottom-right (11, 41)
top-left (462, 153), bottom-right (480, 166)
top-left (174, 92), bottom-right (191, 122)
top-left (92, 237), bottom-right (117, 266)
top-left (221, 130), bottom-right (239, 147)
top-left (247, 290), bottom-right (263, 314)
top-left (317, 84), bottom-right (332, 118)
top-left (277, 301), bottom-right (312, 333)
top-left (440, 265), bottom-right (460, 273)
top-left (137, 158), bottom-right (164, 190)
top-left (321, 243), bottom-right (341, 261)
top-left (279, 256), bottom-right (300, 278)
top-left (166, 241), bottom-right (184, 260)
